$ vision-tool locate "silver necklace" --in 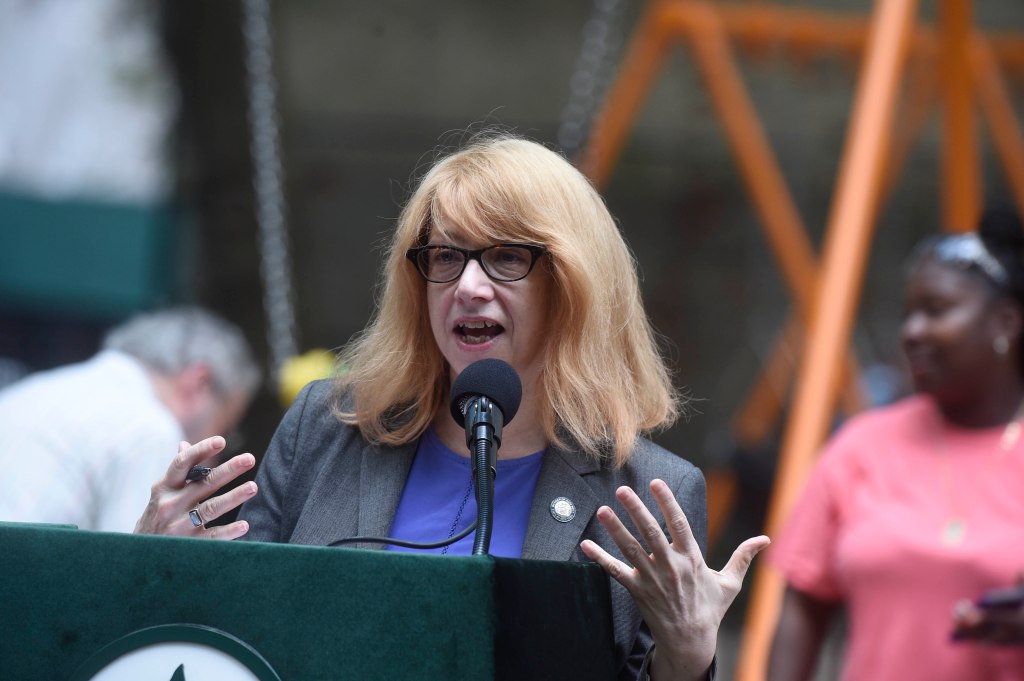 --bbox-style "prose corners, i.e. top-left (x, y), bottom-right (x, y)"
top-left (441, 476), bottom-right (475, 555)
top-left (934, 402), bottom-right (1024, 546)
